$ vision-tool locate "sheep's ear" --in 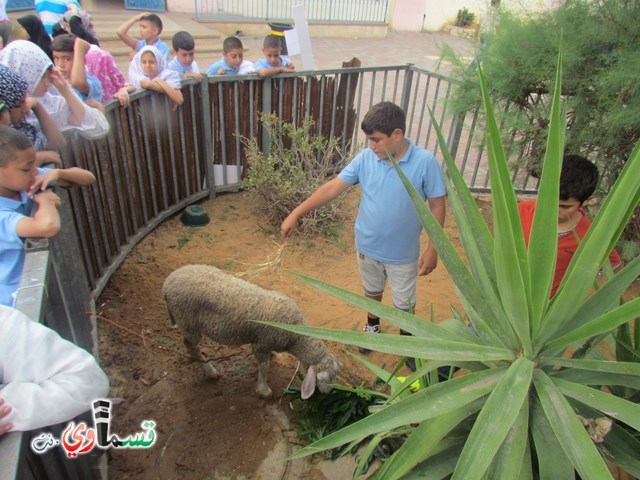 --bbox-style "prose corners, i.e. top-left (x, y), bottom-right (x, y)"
top-left (301, 365), bottom-right (317, 399)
